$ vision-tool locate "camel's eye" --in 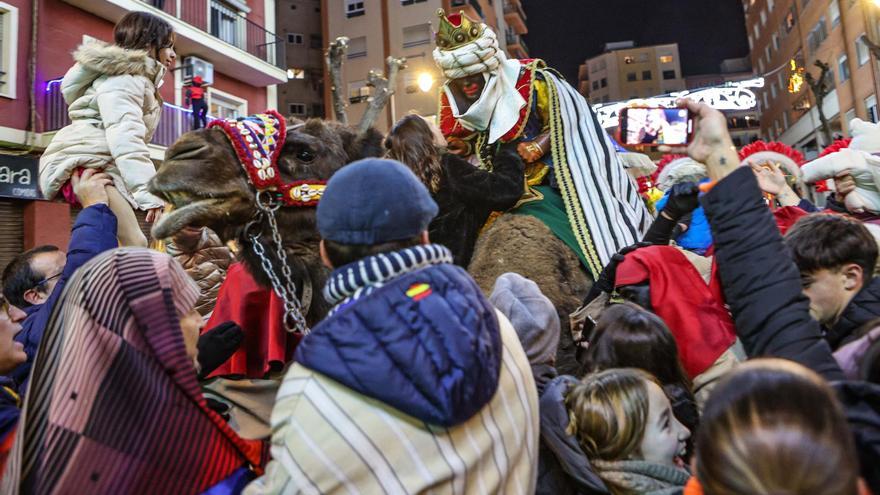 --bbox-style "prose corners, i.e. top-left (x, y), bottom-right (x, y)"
top-left (296, 149), bottom-right (316, 162)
